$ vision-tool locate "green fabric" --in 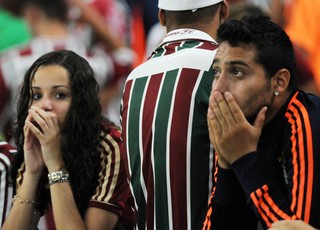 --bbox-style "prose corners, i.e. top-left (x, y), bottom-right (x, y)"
top-left (0, 8), bottom-right (31, 52)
